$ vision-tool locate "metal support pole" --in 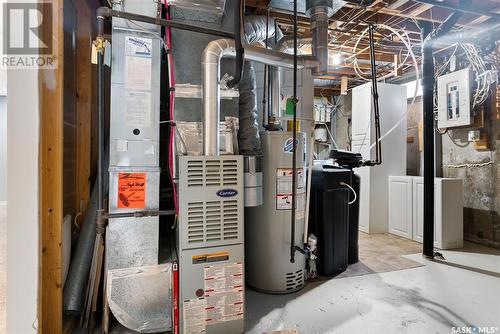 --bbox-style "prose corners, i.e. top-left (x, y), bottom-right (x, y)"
top-left (420, 22), bottom-right (435, 259)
